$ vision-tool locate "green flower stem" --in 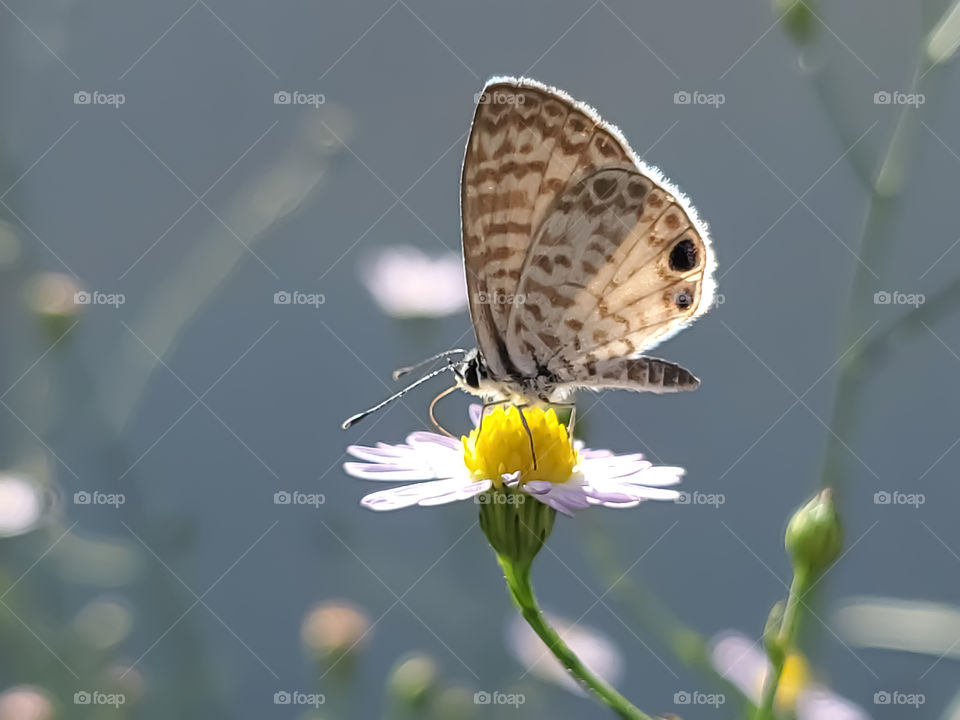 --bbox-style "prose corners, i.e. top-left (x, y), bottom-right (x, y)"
top-left (497, 554), bottom-right (654, 720)
top-left (755, 570), bottom-right (811, 720)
